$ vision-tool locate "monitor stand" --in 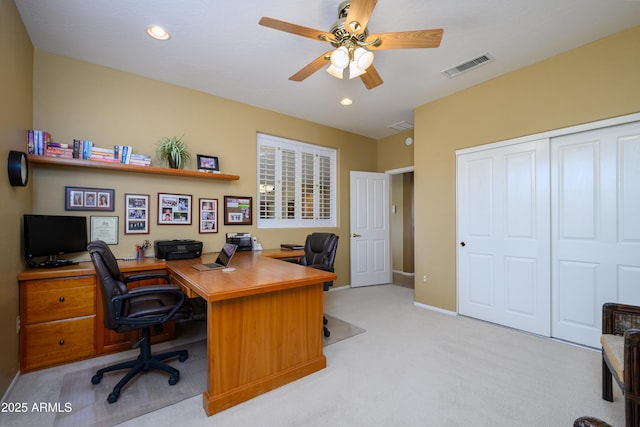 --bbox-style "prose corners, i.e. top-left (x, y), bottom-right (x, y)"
top-left (37, 255), bottom-right (77, 268)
